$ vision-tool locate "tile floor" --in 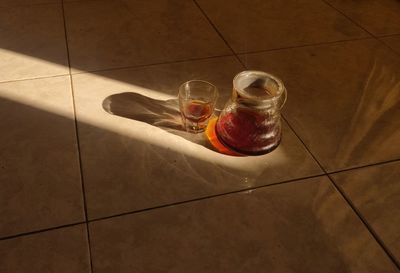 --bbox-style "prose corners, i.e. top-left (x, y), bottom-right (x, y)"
top-left (0, 0), bottom-right (399, 272)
